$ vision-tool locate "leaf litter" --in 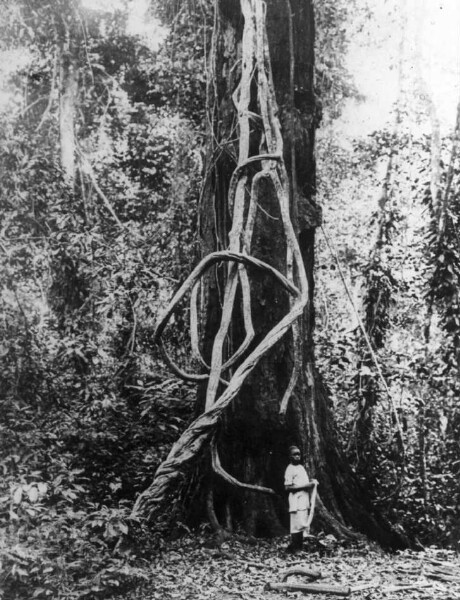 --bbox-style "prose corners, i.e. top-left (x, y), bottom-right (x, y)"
top-left (130, 534), bottom-right (460, 600)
